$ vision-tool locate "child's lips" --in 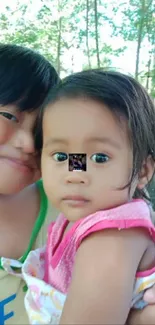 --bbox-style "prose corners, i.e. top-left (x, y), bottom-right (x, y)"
top-left (62, 195), bottom-right (90, 207)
